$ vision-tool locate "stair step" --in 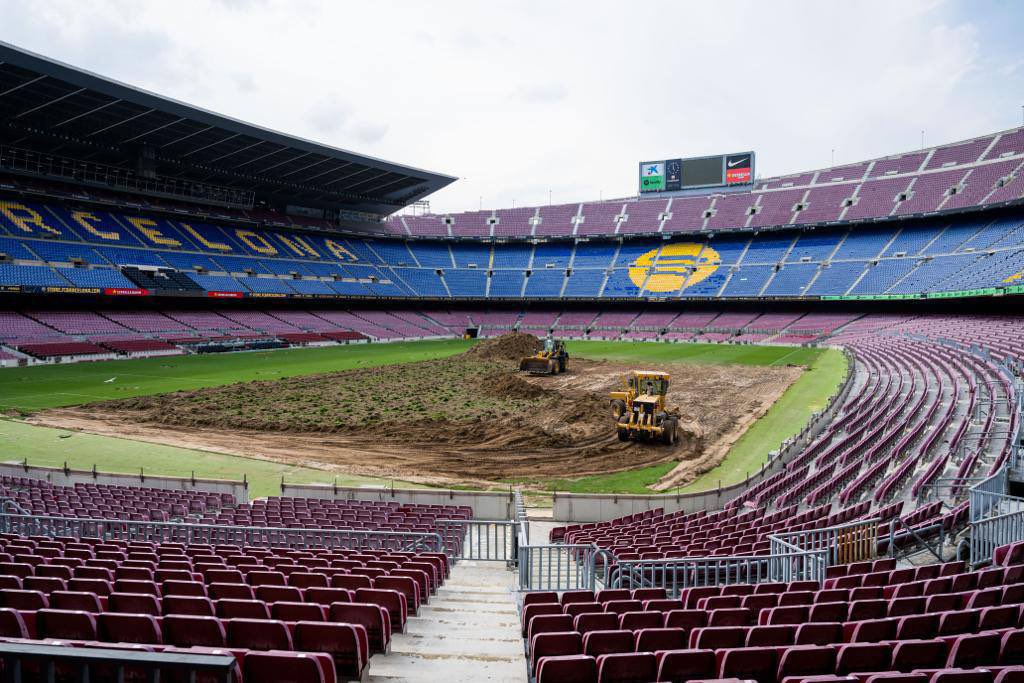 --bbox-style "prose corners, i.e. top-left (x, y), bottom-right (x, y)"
top-left (366, 561), bottom-right (527, 683)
